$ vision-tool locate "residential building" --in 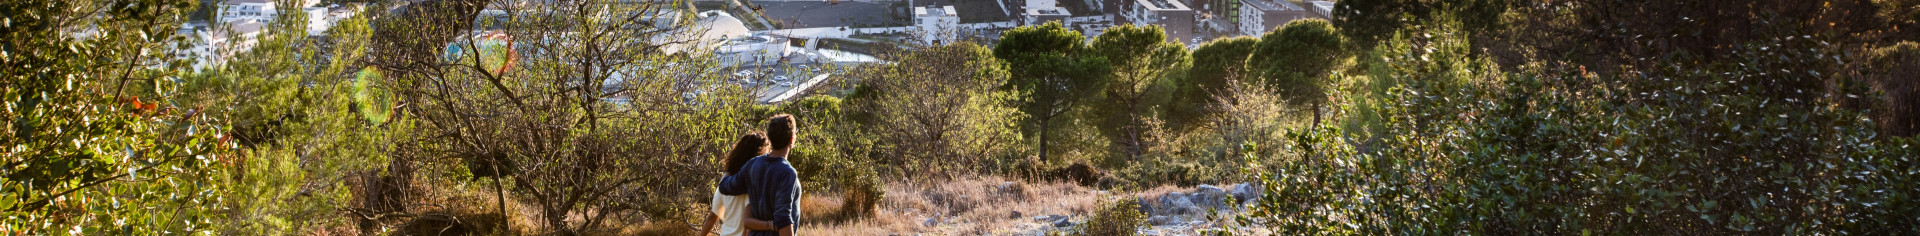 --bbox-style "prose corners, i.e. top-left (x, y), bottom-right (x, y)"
top-left (914, 5), bottom-right (961, 45)
top-left (176, 20), bottom-right (267, 70)
top-left (301, 7), bottom-right (329, 35)
top-left (219, 0), bottom-right (323, 22)
top-left (1308, 1), bottom-right (1334, 18)
top-left (1022, 0), bottom-right (1072, 27)
top-left (1194, 0), bottom-right (1239, 33)
top-left (1119, 0), bottom-right (1196, 44)
top-left (218, 0), bottom-right (349, 36)
top-left (1238, 0), bottom-right (1319, 36)
top-left (219, 0), bottom-right (278, 23)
